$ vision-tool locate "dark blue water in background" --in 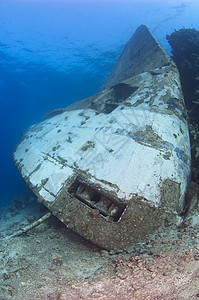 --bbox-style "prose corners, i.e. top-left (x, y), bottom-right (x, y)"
top-left (0, 0), bottom-right (199, 207)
